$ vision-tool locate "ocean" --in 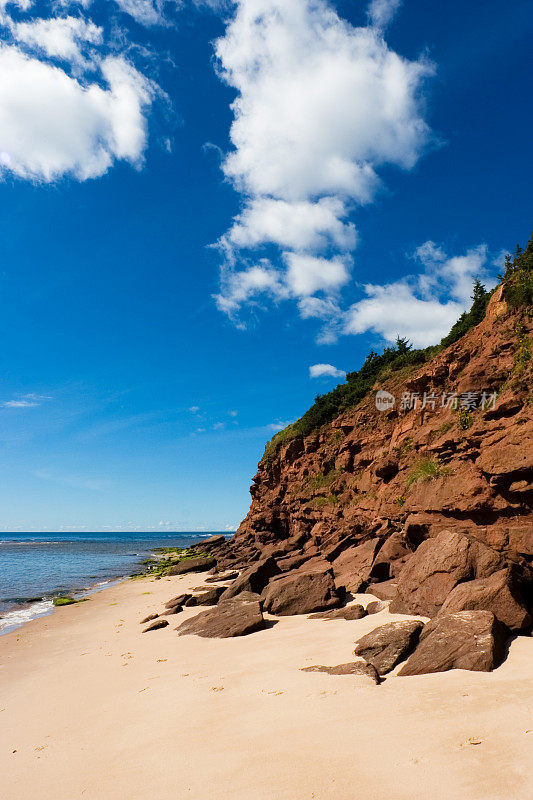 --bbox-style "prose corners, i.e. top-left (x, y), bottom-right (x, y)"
top-left (0, 532), bottom-right (223, 635)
